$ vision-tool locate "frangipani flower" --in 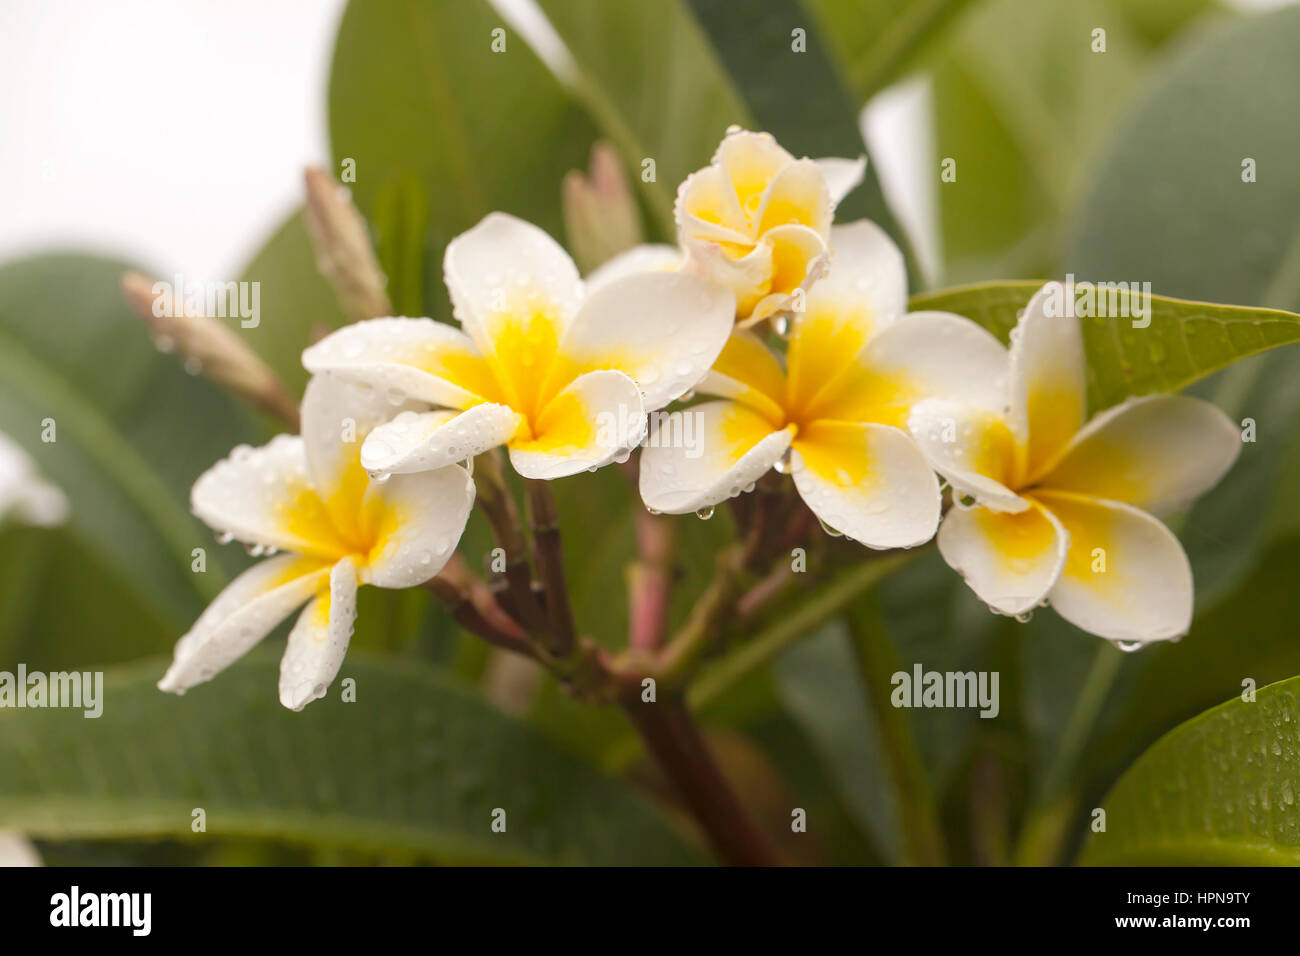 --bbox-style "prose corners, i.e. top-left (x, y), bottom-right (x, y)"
top-left (639, 221), bottom-right (1008, 548)
top-left (158, 375), bottom-right (475, 710)
top-left (908, 283), bottom-right (1240, 644)
top-left (677, 128), bottom-right (865, 326)
top-left (303, 213), bottom-right (735, 481)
